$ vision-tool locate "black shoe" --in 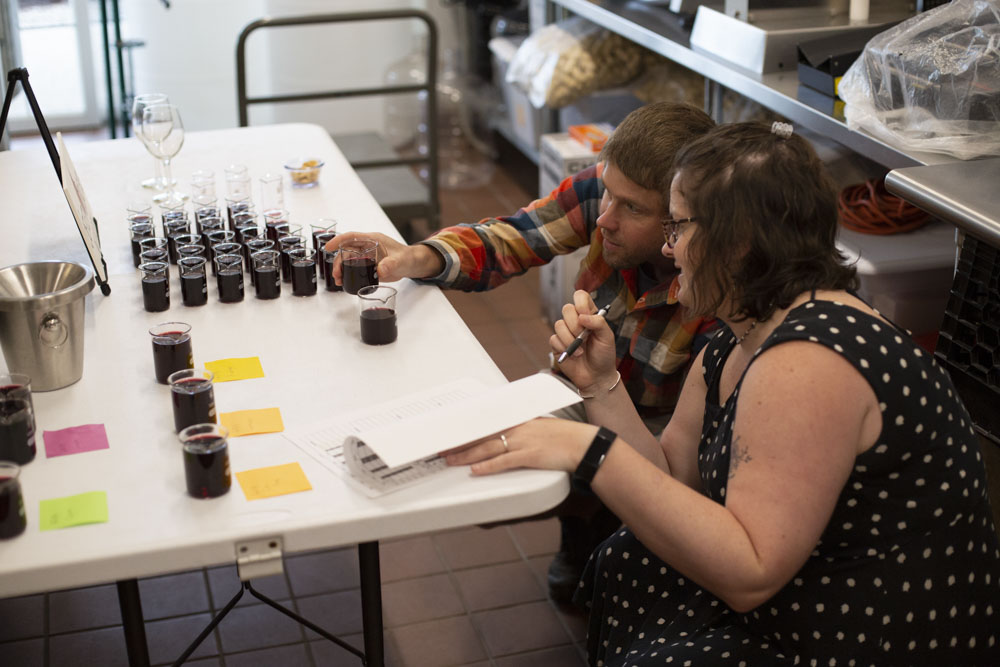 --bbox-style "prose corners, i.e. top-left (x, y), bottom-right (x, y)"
top-left (547, 547), bottom-right (584, 604)
top-left (547, 516), bottom-right (593, 604)
top-left (547, 508), bottom-right (622, 604)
